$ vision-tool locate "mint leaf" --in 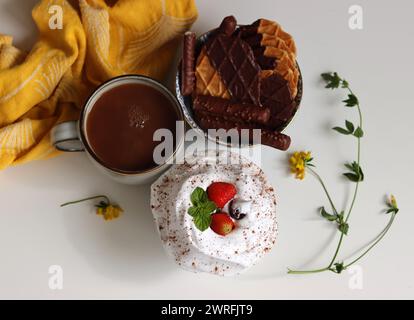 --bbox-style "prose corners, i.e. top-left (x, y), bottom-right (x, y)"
top-left (190, 187), bottom-right (208, 206)
top-left (343, 94), bottom-right (358, 107)
top-left (353, 127), bottom-right (364, 138)
top-left (345, 120), bottom-right (355, 133)
top-left (333, 127), bottom-right (351, 135)
top-left (320, 207), bottom-right (337, 221)
top-left (201, 201), bottom-right (217, 215)
top-left (188, 187), bottom-right (218, 232)
top-left (188, 206), bottom-right (200, 217)
top-left (193, 211), bottom-right (212, 231)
